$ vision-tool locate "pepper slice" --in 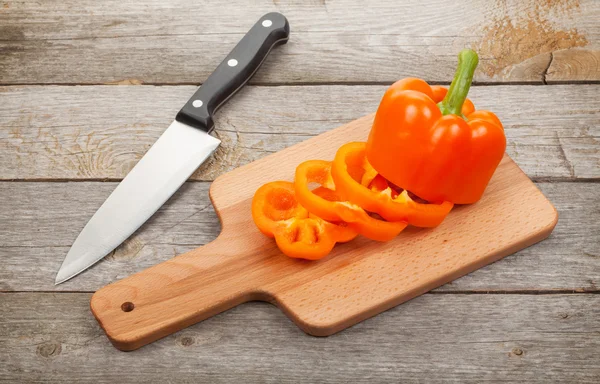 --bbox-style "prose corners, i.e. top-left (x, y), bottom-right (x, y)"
top-left (295, 160), bottom-right (407, 241)
top-left (251, 181), bottom-right (357, 260)
top-left (251, 181), bottom-right (308, 237)
top-left (307, 211), bottom-right (357, 243)
top-left (331, 142), bottom-right (454, 227)
top-left (273, 218), bottom-right (336, 260)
